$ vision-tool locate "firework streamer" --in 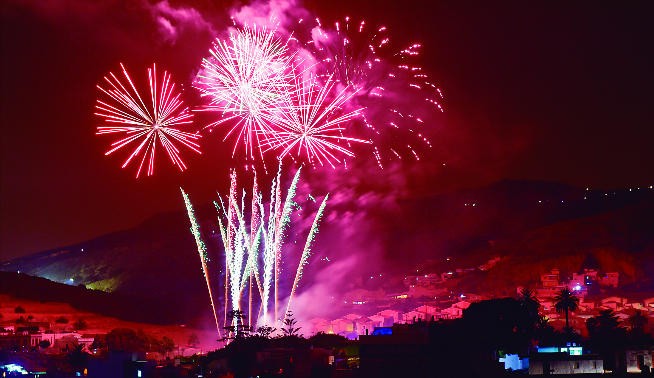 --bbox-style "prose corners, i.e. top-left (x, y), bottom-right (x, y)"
top-left (96, 63), bottom-right (201, 177)
top-left (181, 188), bottom-right (222, 338)
top-left (285, 194), bottom-right (328, 318)
top-left (273, 166), bottom-right (302, 321)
